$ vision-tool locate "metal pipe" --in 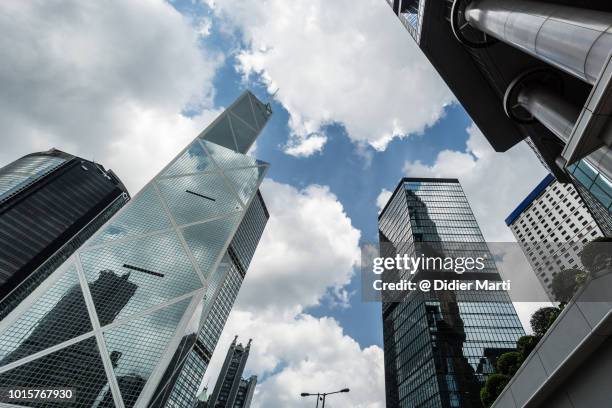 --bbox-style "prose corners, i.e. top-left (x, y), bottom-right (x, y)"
top-left (517, 85), bottom-right (581, 143)
top-left (465, 0), bottom-right (612, 84)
